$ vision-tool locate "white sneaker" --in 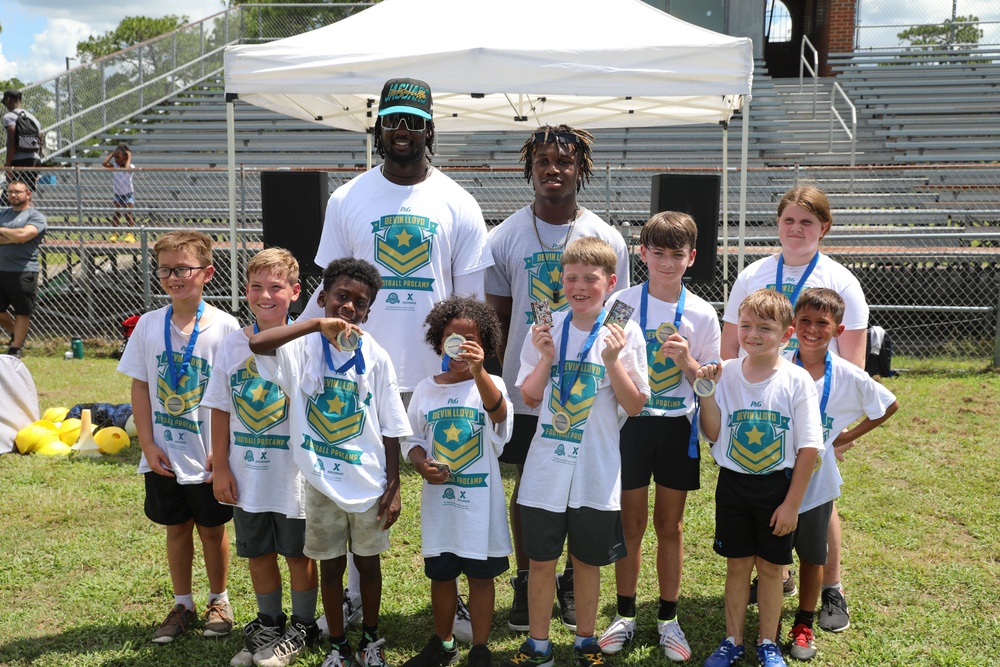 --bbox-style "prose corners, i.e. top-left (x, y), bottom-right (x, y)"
top-left (356, 637), bottom-right (389, 667)
top-left (597, 615), bottom-right (636, 655)
top-left (453, 594), bottom-right (473, 644)
top-left (658, 618), bottom-right (692, 662)
top-left (321, 646), bottom-right (352, 667)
